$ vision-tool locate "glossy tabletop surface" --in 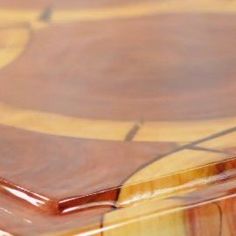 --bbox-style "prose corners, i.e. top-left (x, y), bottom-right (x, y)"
top-left (1, 0), bottom-right (236, 235)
